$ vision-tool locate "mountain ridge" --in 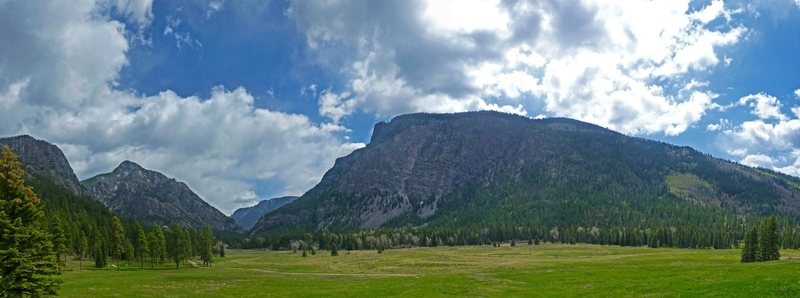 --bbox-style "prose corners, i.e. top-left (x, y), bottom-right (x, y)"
top-left (251, 111), bottom-right (800, 236)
